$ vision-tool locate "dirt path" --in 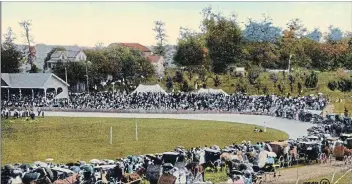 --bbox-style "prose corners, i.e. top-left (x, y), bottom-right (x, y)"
top-left (266, 161), bottom-right (351, 184)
